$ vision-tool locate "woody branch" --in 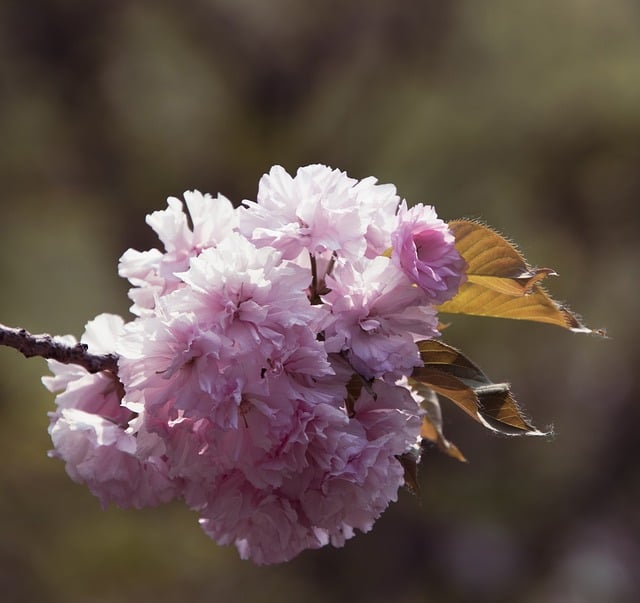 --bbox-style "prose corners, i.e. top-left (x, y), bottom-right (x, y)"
top-left (0, 323), bottom-right (118, 374)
